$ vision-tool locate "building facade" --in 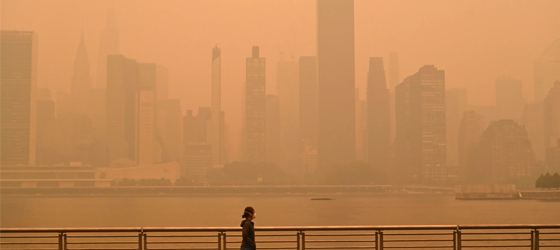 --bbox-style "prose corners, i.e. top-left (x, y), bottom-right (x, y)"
top-left (317, 0), bottom-right (356, 171)
top-left (245, 46), bottom-right (266, 163)
top-left (0, 30), bottom-right (38, 166)
top-left (366, 57), bottom-right (390, 169)
top-left (395, 65), bottom-right (447, 184)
